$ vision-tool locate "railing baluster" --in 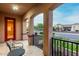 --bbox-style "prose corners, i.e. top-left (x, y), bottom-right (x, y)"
top-left (63, 41), bottom-right (65, 56)
top-left (67, 42), bottom-right (69, 56)
top-left (57, 40), bottom-right (59, 56)
top-left (52, 38), bottom-right (53, 56)
top-left (54, 40), bottom-right (56, 56)
top-left (60, 40), bottom-right (62, 56)
top-left (71, 43), bottom-right (73, 56)
top-left (56, 40), bottom-right (57, 56)
top-left (76, 44), bottom-right (78, 56)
